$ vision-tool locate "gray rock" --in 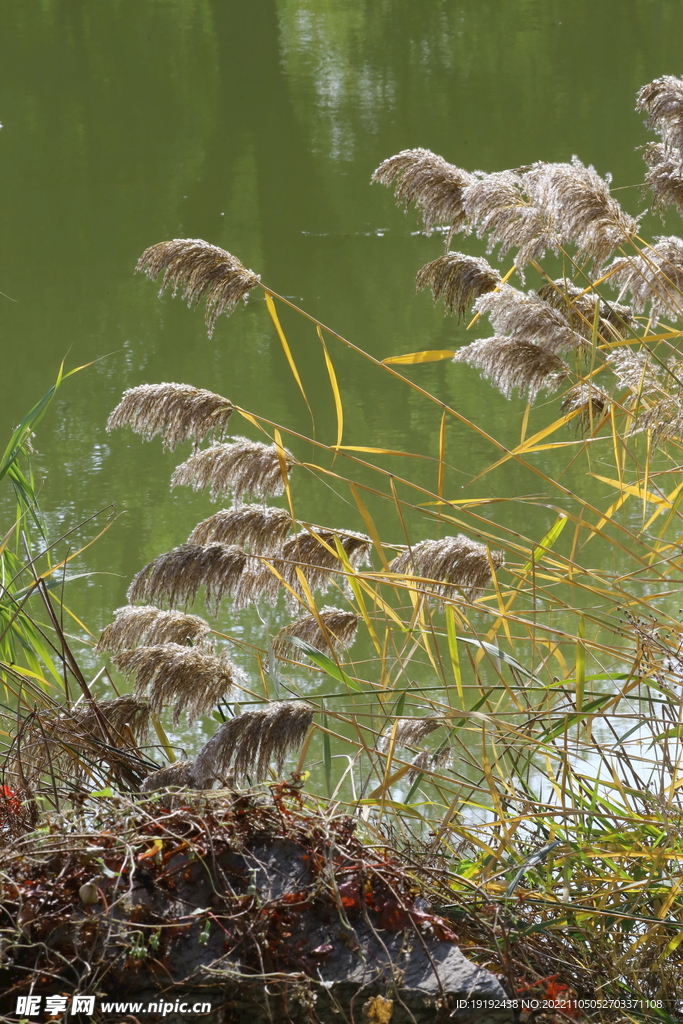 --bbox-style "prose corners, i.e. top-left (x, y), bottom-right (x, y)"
top-left (120, 836), bottom-right (512, 1023)
top-left (1, 801), bottom-right (513, 1023)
